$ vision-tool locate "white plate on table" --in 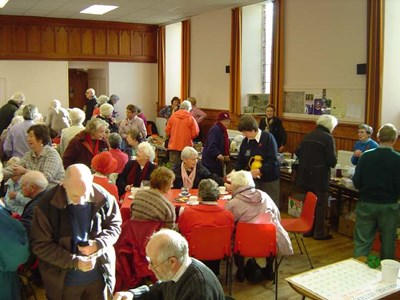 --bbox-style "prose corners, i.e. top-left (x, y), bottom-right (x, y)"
top-left (128, 195), bottom-right (134, 199)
